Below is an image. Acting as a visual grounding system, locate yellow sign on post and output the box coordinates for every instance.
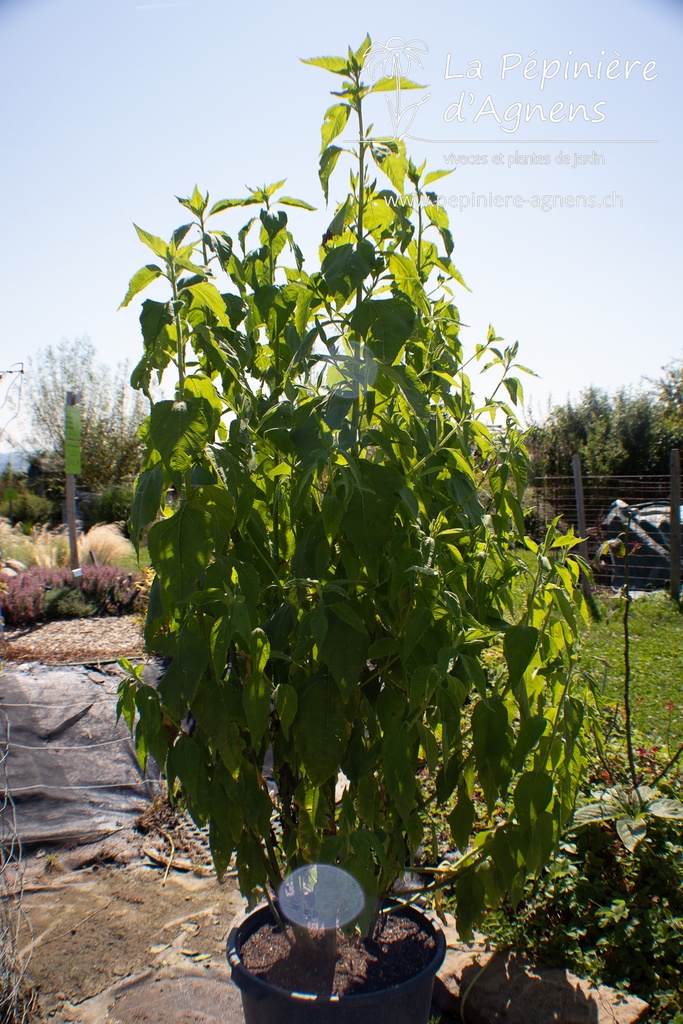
[64,404,82,475]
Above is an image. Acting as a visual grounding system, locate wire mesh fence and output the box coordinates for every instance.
[527,474,673,554]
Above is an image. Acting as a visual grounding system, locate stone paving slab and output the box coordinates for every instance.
[49,966,245,1024]
[432,925,649,1024]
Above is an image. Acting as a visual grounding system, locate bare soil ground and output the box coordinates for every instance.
[2,619,246,1023]
[17,816,245,1023]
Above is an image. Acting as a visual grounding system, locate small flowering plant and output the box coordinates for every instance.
[573,784,683,852]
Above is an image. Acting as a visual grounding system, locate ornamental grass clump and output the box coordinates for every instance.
[118,37,591,939]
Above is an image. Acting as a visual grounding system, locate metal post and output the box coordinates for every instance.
[671,449,681,602]
[571,453,591,596]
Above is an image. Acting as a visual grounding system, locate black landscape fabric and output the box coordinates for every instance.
[0,662,160,845]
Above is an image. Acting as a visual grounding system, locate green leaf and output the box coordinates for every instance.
[352,35,372,63]
[573,799,620,825]
[278,196,316,211]
[321,491,343,544]
[144,575,165,650]
[350,297,415,363]
[275,683,298,739]
[177,184,207,216]
[169,733,209,820]
[425,204,454,255]
[514,772,554,824]
[295,674,348,785]
[325,198,351,240]
[159,626,209,715]
[207,230,233,269]
[373,148,408,193]
[367,637,399,659]
[209,196,261,214]
[147,504,213,609]
[183,375,223,433]
[471,698,509,809]
[319,145,343,202]
[403,601,432,661]
[380,364,429,416]
[310,601,328,649]
[242,663,270,747]
[140,298,173,350]
[187,281,230,326]
[192,485,235,554]
[383,723,415,822]
[129,462,164,551]
[423,169,454,186]
[320,103,351,151]
[327,600,367,634]
[208,816,234,881]
[230,599,253,649]
[648,796,683,820]
[342,480,397,579]
[236,830,269,900]
[172,223,193,246]
[119,264,163,308]
[301,55,349,76]
[117,681,136,733]
[322,241,376,292]
[149,399,212,480]
[259,209,287,242]
[388,253,427,311]
[616,815,647,852]
[519,810,555,873]
[503,377,522,406]
[321,611,370,698]
[504,624,539,686]
[288,503,323,571]
[503,488,526,537]
[369,77,426,93]
[513,715,548,771]
[134,224,169,260]
[455,869,486,941]
[210,614,232,681]
[449,787,475,851]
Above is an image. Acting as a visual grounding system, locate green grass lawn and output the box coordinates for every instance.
[578,590,683,751]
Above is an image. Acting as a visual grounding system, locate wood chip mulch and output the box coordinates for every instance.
[1,616,146,665]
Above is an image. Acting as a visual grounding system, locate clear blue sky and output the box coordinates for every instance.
[0,0,681,445]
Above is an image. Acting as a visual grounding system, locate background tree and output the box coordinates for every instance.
[23,338,148,495]
[527,367,683,479]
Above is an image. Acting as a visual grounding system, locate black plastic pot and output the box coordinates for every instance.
[227,901,446,1024]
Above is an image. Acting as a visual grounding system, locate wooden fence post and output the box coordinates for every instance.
[65,391,82,585]
[671,448,681,602]
[571,454,592,596]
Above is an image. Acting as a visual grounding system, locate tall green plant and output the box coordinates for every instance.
[118,37,590,938]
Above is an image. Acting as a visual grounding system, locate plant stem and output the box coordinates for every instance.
[351,76,366,448]
[170,266,186,397]
[200,213,208,267]
[652,739,683,785]
[263,882,294,946]
[622,516,639,789]
[416,189,424,279]
[268,232,280,562]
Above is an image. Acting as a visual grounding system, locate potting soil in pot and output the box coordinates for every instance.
[239,911,437,997]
